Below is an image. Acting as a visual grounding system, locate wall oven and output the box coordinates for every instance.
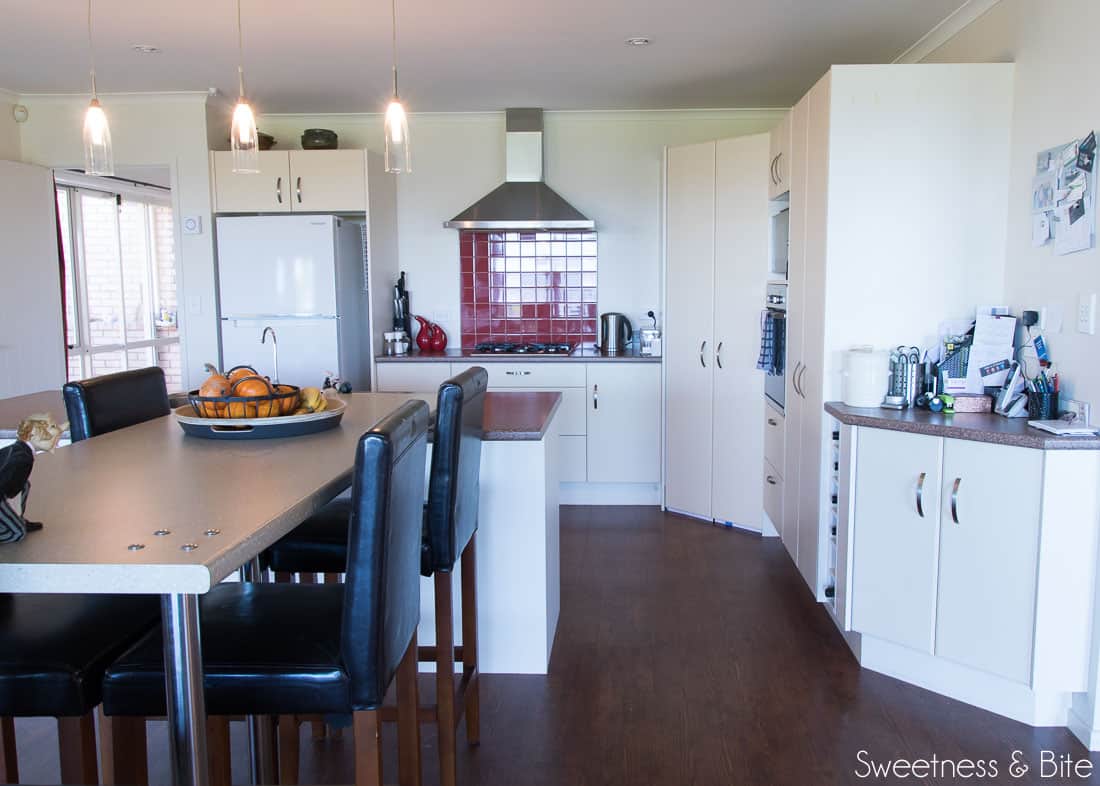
[760,282,787,411]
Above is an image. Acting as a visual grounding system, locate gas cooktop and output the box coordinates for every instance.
[471,342,575,356]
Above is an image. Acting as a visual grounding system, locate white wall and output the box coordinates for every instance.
[925,0,1100,415]
[259,109,785,341]
[0,91,21,161]
[16,93,219,391]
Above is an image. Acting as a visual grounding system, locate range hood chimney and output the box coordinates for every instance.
[444,108,594,230]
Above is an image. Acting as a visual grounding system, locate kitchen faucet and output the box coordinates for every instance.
[261,326,279,383]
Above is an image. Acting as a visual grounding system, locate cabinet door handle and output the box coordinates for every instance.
[792,361,802,397]
[505,370,532,376]
[797,364,808,399]
[775,152,783,183]
[593,384,599,410]
[915,472,926,518]
[768,418,778,426]
[716,341,723,369]
[770,155,778,185]
[700,340,707,368]
[276,176,283,204]
[951,477,961,524]
[766,475,778,486]
[296,176,302,203]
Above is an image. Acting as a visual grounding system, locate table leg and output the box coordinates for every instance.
[162,593,210,786]
[240,557,279,785]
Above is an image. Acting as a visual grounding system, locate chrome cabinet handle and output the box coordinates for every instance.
[276,176,283,204]
[915,472,926,518]
[951,477,961,524]
[700,340,707,368]
[775,152,783,183]
[505,370,532,376]
[593,384,598,410]
[770,155,778,185]
[296,176,302,203]
[797,364,808,399]
[792,361,802,397]
[716,341,724,369]
[766,475,778,486]
[768,418,778,426]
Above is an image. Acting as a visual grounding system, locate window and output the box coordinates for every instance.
[55,178,182,391]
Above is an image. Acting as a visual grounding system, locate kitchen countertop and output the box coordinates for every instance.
[376,347,661,363]
[825,402,1100,451]
[480,391,562,441]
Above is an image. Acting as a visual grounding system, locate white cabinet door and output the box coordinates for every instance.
[850,428,942,653]
[768,111,792,199]
[794,74,831,596]
[289,150,368,212]
[664,142,717,518]
[587,364,661,484]
[212,151,292,213]
[780,95,809,559]
[712,135,769,529]
[375,362,452,392]
[936,440,1042,683]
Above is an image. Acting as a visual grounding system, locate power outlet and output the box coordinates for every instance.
[1077,293,1097,335]
[1063,398,1091,426]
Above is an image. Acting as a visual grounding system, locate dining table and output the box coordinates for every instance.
[0,392,427,786]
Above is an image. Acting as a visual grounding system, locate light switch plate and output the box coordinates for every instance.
[1040,305,1064,333]
[181,215,202,235]
[1078,293,1097,335]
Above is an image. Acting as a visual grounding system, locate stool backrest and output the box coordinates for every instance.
[341,398,430,710]
[63,367,171,442]
[424,367,488,573]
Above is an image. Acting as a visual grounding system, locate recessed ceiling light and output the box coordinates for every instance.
[625,37,652,47]
[131,44,162,54]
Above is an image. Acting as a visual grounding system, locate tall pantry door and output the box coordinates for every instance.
[781,96,810,559]
[664,142,717,518]
[711,135,769,529]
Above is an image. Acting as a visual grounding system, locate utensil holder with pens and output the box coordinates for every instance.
[1027,391,1059,420]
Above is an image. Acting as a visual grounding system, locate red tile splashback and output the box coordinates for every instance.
[459,230,597,348]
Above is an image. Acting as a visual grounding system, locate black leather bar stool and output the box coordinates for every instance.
[102,399,432,786]
[0,368,171,784]
[266,368,488,786]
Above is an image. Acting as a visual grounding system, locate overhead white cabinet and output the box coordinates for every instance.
[850,428,942,653]
[935,440,1042,683]
[665,135,769,529]
[587,364,660,484]
[768,110,791,199]
[212,150,367,213]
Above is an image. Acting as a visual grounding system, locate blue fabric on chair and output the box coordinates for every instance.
[63,367,171,442]
[102,399,431,716]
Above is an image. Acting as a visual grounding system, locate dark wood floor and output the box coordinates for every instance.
[13,505,1100,784]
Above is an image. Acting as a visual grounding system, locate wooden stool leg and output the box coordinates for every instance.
[0,717,18,784]
[206,717,231,786]
[352,710,382,786]
[396,633,422,786]
[98,709,149,786]
[278,715,300,786]
[57,712,97,785]
[461,535,481,746]
[435,571,458,786]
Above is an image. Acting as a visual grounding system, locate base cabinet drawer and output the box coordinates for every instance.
[376,363,452,392]
[764,406,784,476]
[450,362,586,390]
[764,460,783,524]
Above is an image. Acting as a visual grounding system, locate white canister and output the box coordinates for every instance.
[843,346,890,408]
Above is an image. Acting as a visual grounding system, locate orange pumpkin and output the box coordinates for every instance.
[230,375,274,419]
[227,366,259,385]
[275,384,300,416]
[197,372,231,418]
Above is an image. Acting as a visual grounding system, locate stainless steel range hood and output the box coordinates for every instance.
[444,108,594,230]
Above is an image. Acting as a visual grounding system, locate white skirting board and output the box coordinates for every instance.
[560,481,660,506]
[859,635,1073,728]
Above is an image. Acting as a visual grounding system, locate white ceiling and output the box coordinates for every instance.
[0,0,965,113]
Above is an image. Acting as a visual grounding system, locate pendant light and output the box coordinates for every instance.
[230,0,259,174]
[383,0,411,174]
[82,0,114,176]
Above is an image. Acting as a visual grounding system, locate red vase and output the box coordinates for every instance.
[414,315,433,352]
[430,324,448,352]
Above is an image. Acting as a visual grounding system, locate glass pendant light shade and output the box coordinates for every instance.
[82,97,114,176]
[384,98,410,174]
[230,98,260,174]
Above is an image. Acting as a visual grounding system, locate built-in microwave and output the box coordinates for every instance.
[770,205,790,279]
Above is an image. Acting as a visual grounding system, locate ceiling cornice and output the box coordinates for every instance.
[893,0,1004,63]
[0,88,18,101]
[14,90,210,105]
[260,107,790,120]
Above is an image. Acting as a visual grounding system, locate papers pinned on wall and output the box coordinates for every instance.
[1032,131,1097,256]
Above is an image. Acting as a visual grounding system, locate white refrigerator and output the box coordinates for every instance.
[216,215,370,390]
